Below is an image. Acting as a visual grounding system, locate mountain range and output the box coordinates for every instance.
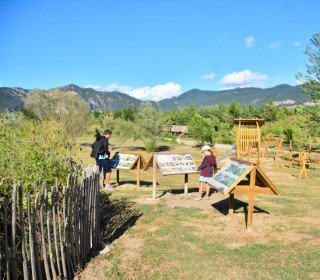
[0,83,310,112]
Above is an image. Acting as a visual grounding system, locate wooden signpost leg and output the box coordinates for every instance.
[116,169,120,185]
[152,155,157,199]
[247,167,256,230]
[229,194,234,217]
[184,174,188,195]
[136,158,141,187]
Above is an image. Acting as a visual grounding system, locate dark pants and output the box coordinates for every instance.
[96,159,112,186]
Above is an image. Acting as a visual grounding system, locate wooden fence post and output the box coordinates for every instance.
[11,184,17,280]
[33,194,43,280]
[27,192,37,280]
[40,186,51,280]
[57,188,67,279]
[52,186,62,278]
[18,184,29,280]
[3,197,10,280]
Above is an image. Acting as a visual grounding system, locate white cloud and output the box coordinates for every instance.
[86,82,182,101]
[130,82,181,101]
[219,69,268,89]
[244,35,255,48]
[86,83,132,93]
[293,41,301,46]
[270,41,281,49]
[202,72,216,80]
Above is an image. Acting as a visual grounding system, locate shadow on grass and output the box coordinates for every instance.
[156,145,171,152]
[211,198,269,219]
[116,180,153,187]
[158,187,219,198]
[115,146,146,152]
[99,192,142,244]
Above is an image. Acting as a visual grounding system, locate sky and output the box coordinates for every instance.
[0,0,319,101]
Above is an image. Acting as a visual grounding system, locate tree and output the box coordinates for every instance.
[114,108,137,121]
[25,89,90,140]
[136,103,168,152]
[297,32,320,103]
[188,114,215,144]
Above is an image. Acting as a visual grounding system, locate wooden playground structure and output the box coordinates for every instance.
[287,141,320,179]
[234,118,265,165]
[234,118,319,178]
[262,133,284,160]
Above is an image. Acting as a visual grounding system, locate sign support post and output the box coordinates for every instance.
[184,174,189,195]
[229,194,234,216]
[152,154,157,199]
[136,157,141,187]
[247,167,256,230]
[116,169,120,185]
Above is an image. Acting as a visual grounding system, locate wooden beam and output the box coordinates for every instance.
[230,186,274,195]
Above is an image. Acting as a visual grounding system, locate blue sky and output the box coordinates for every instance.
[0,0,319,101]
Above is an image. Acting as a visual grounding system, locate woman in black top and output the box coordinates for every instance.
[95,129,113,190]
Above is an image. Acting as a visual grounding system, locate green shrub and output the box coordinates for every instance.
[0,113,79,196]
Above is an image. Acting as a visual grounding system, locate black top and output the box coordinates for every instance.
[95,135,110,159]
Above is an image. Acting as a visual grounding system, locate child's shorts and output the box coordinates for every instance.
[198,176,211,183]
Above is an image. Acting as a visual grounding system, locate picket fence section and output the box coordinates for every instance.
[0,172,101,279]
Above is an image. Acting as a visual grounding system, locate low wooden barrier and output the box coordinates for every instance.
[0,173,101,279]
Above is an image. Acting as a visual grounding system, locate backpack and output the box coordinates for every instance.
[90,140,100,159]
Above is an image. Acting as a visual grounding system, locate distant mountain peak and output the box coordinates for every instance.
[0,83,310,111]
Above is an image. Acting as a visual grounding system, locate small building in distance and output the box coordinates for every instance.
[169,125,188,137]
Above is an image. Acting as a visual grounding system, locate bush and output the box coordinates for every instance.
[0,113,78,196]
[145,138,157,153]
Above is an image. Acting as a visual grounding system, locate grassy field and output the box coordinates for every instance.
[75,136,320,280]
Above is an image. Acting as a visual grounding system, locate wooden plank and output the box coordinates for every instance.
[144,155,154,171]
[255,166,279,195]
[230,186,275,195]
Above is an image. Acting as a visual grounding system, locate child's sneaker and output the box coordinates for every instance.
[204,195,210,200]
[194,196,202,201]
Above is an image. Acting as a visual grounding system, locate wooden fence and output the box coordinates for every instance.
[0,172,101,279]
